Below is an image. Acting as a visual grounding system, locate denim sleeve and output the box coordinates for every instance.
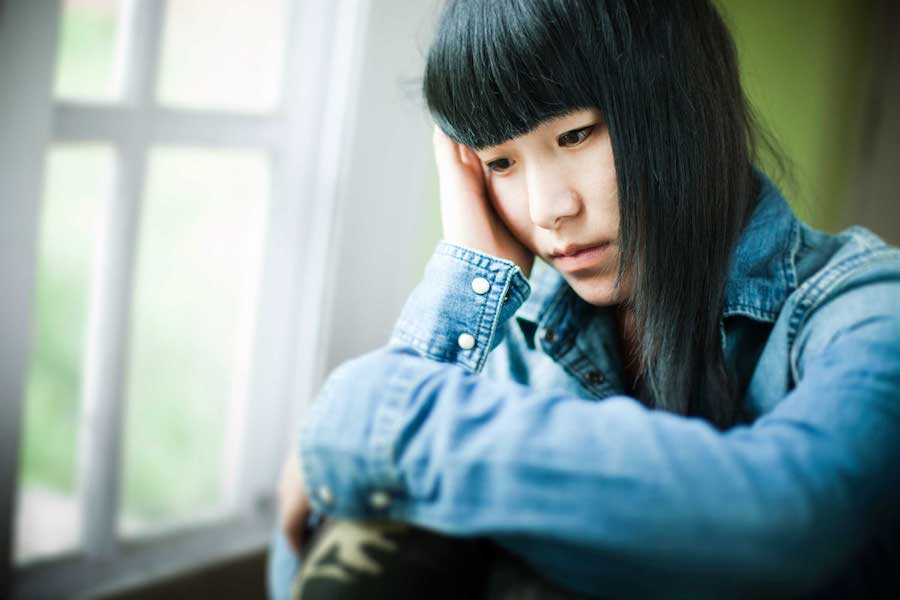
[388,240,531,373]
[298,274,900,598]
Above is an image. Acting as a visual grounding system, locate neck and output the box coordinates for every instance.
[614,304,642,388]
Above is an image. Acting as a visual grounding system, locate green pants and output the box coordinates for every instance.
[291,519,588,600]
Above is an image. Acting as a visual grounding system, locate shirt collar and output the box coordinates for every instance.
[515,171,801,344]
[721,171,800,321]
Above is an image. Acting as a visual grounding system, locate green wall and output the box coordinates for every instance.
[719,0,875,231]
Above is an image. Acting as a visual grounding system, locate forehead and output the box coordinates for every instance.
[475,107,602,153]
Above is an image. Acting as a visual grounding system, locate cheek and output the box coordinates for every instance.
[487,181,531,230]
[583,169,619,229]
[586,132,619,211]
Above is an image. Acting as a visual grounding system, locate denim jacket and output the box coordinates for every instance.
[294,174,900,598]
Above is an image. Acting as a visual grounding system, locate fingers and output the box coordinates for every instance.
[432,125,458,166]
[285,524,303,555]
[433,125,478,166]
[280,498,307,555]
[277,450,313,556]
[300,514,327,559]
[434,126,486,184]
[286,511,324,559]
[282,497,315,555]
[458,142,478,167]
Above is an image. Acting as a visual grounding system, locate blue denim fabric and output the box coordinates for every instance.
[268,527,300,600]
[270,173,900,599]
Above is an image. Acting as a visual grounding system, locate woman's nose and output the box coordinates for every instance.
[527,170,581,230]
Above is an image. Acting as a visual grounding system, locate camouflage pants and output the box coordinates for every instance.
[291,519,589,600]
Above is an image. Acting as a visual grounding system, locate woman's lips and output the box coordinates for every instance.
[551,242,611,271]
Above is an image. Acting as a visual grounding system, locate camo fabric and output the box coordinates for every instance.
[291,519,588,600]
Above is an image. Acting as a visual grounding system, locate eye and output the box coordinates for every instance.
[558,126,595,147]
[486,157,514,174]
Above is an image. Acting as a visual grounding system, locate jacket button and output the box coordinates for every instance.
[458,333,476,350]
[317,485,335,506]
[471,277,490,295]
[586,370,605,385]
[540,327,558,344]
[369,490,392,510]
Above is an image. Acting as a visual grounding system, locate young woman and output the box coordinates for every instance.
[269,1,900,598]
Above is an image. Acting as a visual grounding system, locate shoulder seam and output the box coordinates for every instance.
[786,246,900,383]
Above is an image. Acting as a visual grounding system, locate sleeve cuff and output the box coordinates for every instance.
[297,352,410,519]
[389,240,531,373]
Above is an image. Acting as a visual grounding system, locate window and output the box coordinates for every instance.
[4,0,371,596]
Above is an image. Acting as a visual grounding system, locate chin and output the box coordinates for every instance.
[569,276,624,307]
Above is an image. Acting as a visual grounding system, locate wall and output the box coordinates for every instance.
[847,0,900,245]
[0,1,60,591]
[322,0,442,368]
[719,0,876,232]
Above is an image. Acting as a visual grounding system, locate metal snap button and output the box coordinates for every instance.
[317,485,335,506]
[369,490,392,510]
[586,370,605,385]
[471,277,490,295]
[458,333,476,350]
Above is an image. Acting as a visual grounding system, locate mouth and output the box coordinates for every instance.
[550,242,612,271]
[550,241,611,258]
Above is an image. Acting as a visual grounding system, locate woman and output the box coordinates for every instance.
[270,0,900,598]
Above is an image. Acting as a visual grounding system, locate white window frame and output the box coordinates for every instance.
[1,0,372,597]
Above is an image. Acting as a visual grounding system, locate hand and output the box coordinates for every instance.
[277,449,314,556]
[433,126,535,279]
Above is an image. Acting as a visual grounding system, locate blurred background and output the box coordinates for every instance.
[1,0,897,598]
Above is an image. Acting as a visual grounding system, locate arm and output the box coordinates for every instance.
[390,240,531,372]
[299,281,900,598]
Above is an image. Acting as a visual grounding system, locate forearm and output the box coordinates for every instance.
[299,335,899,597]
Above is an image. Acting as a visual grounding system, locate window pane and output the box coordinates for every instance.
[119,147,269,536]
[54,0,125,101]
[156,0,288,113]
[15,145,113,564]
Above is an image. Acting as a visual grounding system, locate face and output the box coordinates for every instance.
[473,108,631,307]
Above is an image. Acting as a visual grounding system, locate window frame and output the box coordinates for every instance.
[1,0,373,597]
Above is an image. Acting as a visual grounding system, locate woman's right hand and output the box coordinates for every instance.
[278,449,314,556]
[433,126,535,279]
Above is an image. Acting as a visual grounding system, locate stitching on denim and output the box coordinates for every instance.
[392,326,459,363]
[435,241,518,271]
[414,248,532,371]
[724,218,800,320]
[369,362,414,489]
[477,275,511,373]
[784,218,800,290]
[786,248,900,383]
[477,269,531,372]
[722,304,778,322]
[299,374,345,510]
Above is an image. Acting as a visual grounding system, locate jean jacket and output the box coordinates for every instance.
[293,174,900,598]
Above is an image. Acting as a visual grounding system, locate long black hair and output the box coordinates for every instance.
[423,0,779,429]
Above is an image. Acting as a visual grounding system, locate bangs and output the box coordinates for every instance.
[423,0,602,150]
